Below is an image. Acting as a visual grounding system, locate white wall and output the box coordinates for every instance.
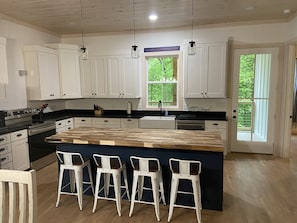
[0,18,60,110]
[61,21,292,111]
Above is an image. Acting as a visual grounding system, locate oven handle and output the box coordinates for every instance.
[28,125,56,136]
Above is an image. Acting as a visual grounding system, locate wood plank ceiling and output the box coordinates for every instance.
[0,0,296,35]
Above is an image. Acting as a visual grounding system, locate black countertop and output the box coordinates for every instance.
[0,109,227,135]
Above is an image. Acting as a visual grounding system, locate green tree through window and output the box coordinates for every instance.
[147,56,178,107]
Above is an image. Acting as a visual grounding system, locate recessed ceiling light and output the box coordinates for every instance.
[283,9,291,14]
[149,14,158,21]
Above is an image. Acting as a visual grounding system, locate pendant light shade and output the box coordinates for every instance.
[188,40,196,55]
[131,45,139,58]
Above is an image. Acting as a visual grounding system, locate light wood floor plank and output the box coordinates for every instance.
[36,136,297,222]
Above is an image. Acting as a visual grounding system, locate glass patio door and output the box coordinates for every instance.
[231,48,278,154]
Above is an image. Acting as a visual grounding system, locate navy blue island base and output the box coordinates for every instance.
[56,143,223,211]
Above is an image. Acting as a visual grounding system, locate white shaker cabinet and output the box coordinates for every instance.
[56,118,74,133]
[10,129,30,170]
[80,55,140,98]
[108,56,140,98]
[184,42,227,98]
[0,133,12,169]
[205,120,227,155]
[81,56,108,97]
[0,37,8,84]
[24,45,60,100]
[46,44,82,99]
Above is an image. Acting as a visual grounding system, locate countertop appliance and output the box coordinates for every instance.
[4,108,56,170]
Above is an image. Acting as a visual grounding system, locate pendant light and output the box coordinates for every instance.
[80,0,88,60]
[188,0,196,55]
[131,0,139,58]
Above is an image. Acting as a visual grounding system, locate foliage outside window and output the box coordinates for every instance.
[144,52,181,109]
[238,54,255,130]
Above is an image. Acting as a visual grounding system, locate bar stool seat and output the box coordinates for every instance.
[56,151,94,210]
[92,154,130,216]
[129,156,166,222]
[168,158,202,223]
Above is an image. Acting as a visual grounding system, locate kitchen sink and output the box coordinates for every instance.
[139,116,176,129]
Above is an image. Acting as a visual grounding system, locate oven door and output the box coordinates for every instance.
[28,128,56,169]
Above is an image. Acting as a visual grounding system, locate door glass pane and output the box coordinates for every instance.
[237,54,271,142]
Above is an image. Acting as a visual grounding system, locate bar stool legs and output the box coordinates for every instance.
[168,158,202,223]
[56,151,94,211]
[92,154,130,216]
[129,156,166,222]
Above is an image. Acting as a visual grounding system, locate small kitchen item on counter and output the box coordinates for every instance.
[127,101,132,115]
[94,104,104,116]
[0,111,6,128]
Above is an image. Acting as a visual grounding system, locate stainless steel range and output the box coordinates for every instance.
[5,108,56,170]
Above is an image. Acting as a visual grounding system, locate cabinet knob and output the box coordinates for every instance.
[0,148,5,152]
[17,133,22,137]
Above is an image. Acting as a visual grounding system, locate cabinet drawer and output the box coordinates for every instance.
[10,129,28,142]
[0,161,13,170]
[0,143,11,155]
[65,118,73,125]
[0,133,10,145]
[0,152,12,165]
[92,118,121,128]
[120,119,139,128]
[205,121,226,129]
[56,120,66,128]
[74,117,92,127]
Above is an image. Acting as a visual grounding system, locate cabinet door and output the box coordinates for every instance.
[108,57,122,97]
[205,43,226,98]
[0,39,8,84]
[11,139,30,170]
[184,42,227,98]
[184,45,204,98]
[121,57,139,98]
[59,49,81,98]
[39,51,60,100]
[81,57,108,98]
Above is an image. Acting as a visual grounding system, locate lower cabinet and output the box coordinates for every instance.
[73,117,92,127]
[0,129,30,170]
[74,117,139,129]
[56,118,74,133]
[205,120,227,155]
[0,133,12,169]
[120,118,139,128]
[92,118,121,128]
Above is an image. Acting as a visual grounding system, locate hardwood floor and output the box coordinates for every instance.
[36,137,297,223]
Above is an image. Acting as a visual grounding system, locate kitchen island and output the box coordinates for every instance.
[46,127,224,211]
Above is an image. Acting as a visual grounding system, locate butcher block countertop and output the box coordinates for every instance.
[45,127,224,152]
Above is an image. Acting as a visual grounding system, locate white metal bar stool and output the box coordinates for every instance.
[129,156,166,222]
[56,151,94,210]
[168,158,202,223]
[92,154,130,216]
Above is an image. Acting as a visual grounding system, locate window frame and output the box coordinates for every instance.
[141,50,183,110]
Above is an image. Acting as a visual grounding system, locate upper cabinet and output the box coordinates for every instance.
[184,42,227,98]
[108,56,140,98]
[24,45,60,100]
[81,55,140,98]
[0,37,8,84]
[46,44,82,99]
[81,56,108,97]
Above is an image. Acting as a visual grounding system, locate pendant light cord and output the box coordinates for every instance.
[191,0,194,41]
[133,0,136,46]
[80,0,85,48]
